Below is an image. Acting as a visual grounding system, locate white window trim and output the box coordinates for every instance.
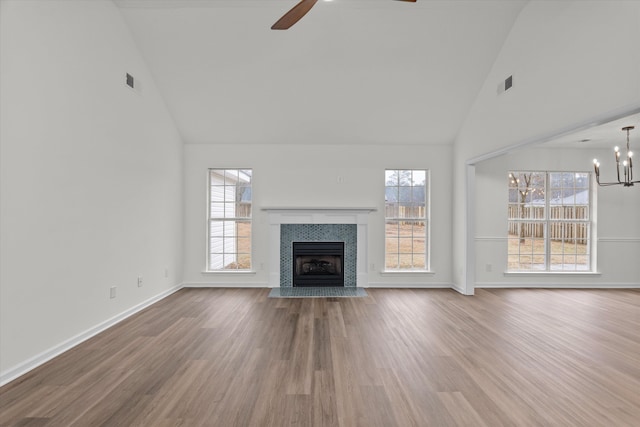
[380,270,436,275]
[206,169,253,272]
[384,169,431,272]
[507,170,595,273]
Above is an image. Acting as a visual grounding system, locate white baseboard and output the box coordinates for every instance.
[0,284,184,387]
[475,283,640,289]
[367,282,452,289]
[183,282,269,288]
[450,282,474,295]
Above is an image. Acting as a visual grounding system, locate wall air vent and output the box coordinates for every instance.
[505,75,513,91]
[497,74,513,95]
[126,73,134,89]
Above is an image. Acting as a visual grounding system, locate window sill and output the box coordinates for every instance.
[504,271,601,277]
[380,270,435,276]
[201,270,257,275]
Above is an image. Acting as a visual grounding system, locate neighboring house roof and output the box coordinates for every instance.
[526,189,589,206]
[239,187,252,203]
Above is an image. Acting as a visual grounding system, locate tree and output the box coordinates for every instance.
[509,172,544,244]
[386,169,413,186]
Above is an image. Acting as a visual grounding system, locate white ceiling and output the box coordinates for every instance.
[542,112,640,150]
[115,0,528,145]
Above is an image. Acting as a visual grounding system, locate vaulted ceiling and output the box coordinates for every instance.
[115,0,528,145]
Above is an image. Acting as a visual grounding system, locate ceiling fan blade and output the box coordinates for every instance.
[271,0,319,30]
[395,0,417,2]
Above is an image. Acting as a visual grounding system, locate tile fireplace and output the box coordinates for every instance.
[282,224,355,287]
[262,207,376,288]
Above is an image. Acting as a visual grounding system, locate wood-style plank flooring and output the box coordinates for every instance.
[1,288,640,426]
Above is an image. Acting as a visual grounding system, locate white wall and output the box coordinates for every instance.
[183,144,453,288]
[475,147,640,287]
[453,0,640,292]
[0,0,184,380]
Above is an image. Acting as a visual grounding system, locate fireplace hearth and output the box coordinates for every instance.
[293,241,344,287]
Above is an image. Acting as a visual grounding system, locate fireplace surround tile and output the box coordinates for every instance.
[280,224,357,287]
[263,207,374,288]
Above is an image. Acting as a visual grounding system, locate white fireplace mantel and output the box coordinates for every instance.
[262,207,376,222]
[262,207,377,287]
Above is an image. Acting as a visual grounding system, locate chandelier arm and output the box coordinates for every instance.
[596,181,626,186]
[596,179,640,186]
[595,125,637,187]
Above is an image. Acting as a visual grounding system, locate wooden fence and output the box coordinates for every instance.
[508,206,589,244]
[236,203,252,218]
[385,205,426,221]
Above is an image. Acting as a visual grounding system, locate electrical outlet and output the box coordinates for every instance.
[137,276,143,287]
[485,264,493,272]
[110,286,117,299]
[164,268,169,278]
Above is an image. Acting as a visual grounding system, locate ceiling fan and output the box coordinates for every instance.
[271,0,417,30]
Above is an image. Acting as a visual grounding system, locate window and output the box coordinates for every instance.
[508,171,592,271]
[208,169,252,271]
[385,169,429,271]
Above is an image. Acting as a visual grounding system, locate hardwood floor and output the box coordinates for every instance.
[1,288,639,426]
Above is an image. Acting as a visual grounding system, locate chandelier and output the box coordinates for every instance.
[593,126,639,187]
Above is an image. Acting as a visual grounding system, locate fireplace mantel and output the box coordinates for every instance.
[263,207,376,287]
[262,207,376,219]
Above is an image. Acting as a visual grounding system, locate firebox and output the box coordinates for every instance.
[292,241,344,287]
